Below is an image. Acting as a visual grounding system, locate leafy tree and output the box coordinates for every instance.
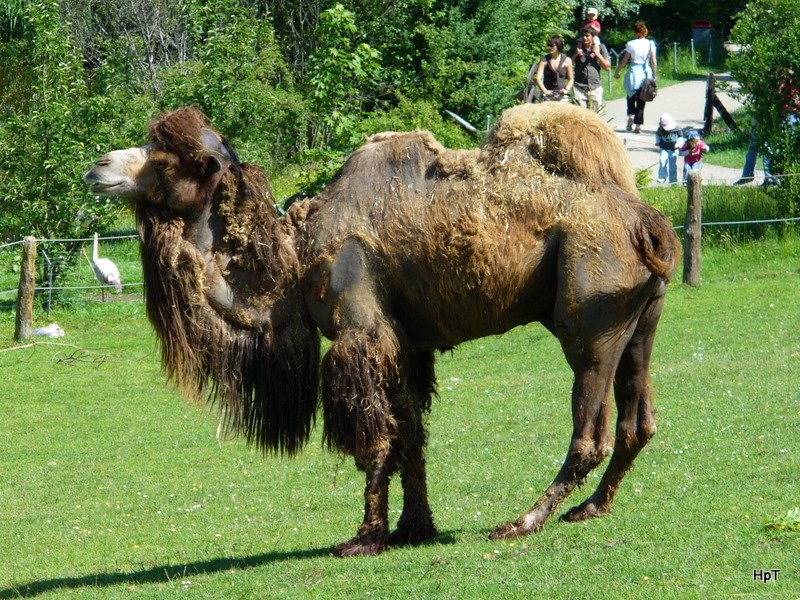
[728,0,800,212]
[352,95,475,148]
[158,0,308,169]
[67,0,188,102]
[412,0,569,126]
[306,3,383,147]
[0,0,141,299]
[0,0,123,244]
[0,0,25,41]
[635,0,748,42]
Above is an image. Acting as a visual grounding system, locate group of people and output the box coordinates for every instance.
[527,13,659,121]
[525,16,712,184]
[529,8,610,111]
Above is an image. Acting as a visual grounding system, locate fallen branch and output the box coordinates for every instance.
[0,341,88,353]
[57,348,108,367]
[0,342,109,366]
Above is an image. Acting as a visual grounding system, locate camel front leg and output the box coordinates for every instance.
[322,328,402,557]
[390,443,437,545]
[334,446,396,557]
[390,350,437,546]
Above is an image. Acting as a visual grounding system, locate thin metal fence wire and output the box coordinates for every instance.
[0,239,25,250]
[35,234,139,244]
[635,170,800,189]
[0,233,143,299]
[1,202,798,297]
[1,233,138,250]
[672,216,800,231]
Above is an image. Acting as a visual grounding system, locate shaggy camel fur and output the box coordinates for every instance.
[84,102,679,557]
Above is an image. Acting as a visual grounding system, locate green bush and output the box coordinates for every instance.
[0,0,126,246]
[728,0,800,214]
[350,96,476,148]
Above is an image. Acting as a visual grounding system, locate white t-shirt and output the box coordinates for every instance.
[625,37,655,65]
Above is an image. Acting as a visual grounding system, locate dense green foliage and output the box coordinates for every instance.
[728,0,800,213]
[0,0,791,266]
[0,1,120,241]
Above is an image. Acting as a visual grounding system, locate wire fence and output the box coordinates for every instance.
[672,215,800,231]
[2,197,798,303]
[633,170,800,189]
[0,234,143,304]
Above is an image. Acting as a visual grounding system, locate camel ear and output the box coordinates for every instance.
[200,128,234,174]
[204,155,222,174]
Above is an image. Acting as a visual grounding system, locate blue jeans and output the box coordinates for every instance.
[741,127,760,179]
[683,160,702,183]
[658,148,679,183]
[742,119,773,181]
[762,113,798,185]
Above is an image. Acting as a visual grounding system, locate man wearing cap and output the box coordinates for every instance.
[571,25,611,112]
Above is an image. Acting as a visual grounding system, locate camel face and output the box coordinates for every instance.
[84,147,152,198]
[84,127,232,216]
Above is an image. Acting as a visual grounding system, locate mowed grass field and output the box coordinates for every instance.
[0,234,798,598]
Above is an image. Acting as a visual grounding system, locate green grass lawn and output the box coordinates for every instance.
[1,233,798,598]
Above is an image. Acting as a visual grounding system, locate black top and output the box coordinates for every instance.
[541,54,567,91]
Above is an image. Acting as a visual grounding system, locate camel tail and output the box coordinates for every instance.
[632,204,681,281]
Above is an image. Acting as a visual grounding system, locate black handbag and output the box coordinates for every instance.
[639,78,657,102]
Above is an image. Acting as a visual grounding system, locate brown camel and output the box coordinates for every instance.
[83,102,679,557]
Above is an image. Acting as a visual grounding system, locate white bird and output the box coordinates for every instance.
[82,233,122,300]
[32,323,65,337]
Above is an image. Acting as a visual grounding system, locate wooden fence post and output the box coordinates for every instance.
[683,172,702,285]
[703,73,715,136]
[702,71,738,134]
[14,236,37,341]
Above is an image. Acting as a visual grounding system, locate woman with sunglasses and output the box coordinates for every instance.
[535,35,574,101]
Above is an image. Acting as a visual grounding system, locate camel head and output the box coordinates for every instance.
[83,107,320,457]
[83,107,240,215]
[83,106,293,328]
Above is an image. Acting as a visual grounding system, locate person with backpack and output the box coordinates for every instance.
[613,21,657,133]
[571,25,611,112]
[535,35,574,101]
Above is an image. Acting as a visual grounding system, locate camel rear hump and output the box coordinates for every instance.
[488,103,638,194]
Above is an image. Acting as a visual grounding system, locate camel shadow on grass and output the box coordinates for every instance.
[0,533,459,598]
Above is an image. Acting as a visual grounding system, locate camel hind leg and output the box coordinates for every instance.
[561,284,666,522]
[490,317,629,539]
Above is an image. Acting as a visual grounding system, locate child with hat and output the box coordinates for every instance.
[582,8,602,46]
[679,130,711,183]
[655,113,682,184]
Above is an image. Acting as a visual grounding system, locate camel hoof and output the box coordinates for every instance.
[560,502,610,523]
[489,522,526,540]
[388,523,437,546]
[333,536,388,557]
